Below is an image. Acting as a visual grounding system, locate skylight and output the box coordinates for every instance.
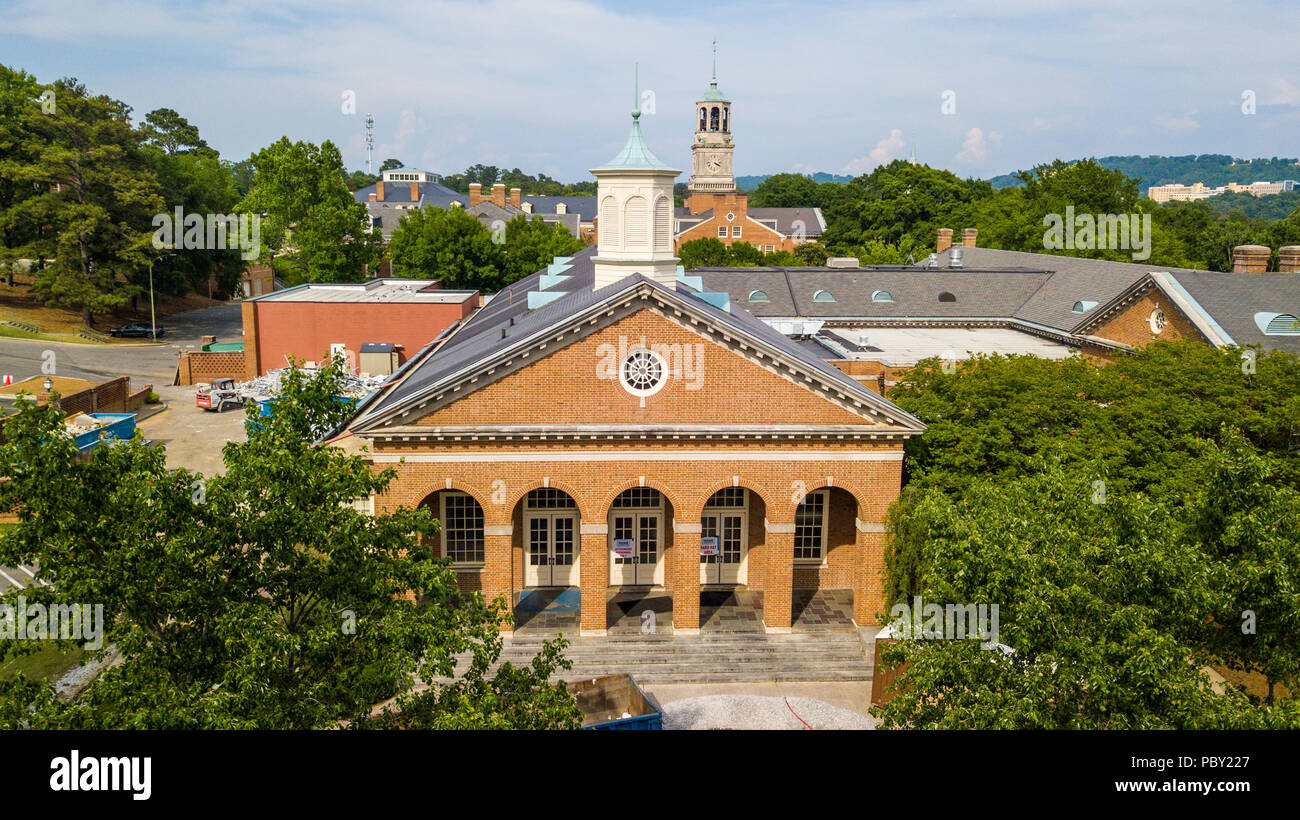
[813,290,836,302]
[748,289,770,303]
[872,290,893,303]
[1072,300,1098,314]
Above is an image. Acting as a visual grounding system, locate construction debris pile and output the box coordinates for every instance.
[235,368,389,402]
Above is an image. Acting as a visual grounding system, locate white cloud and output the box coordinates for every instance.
[1153,113,1200,133]
[955,127,1001,163]
[1264,78,1300,106]
[841,129,905,175]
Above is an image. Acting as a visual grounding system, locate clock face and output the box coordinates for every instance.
[706,159,721,172]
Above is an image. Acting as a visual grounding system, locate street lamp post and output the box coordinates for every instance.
[149,252,175,342]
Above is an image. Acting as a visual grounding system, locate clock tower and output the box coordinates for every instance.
[687,42,735,197]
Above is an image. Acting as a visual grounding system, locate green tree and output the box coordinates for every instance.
[387,205,503,290]
[678,236,728,268]
[748,172,821,207]
[874,464,1296,729]
[238,138,382,283]
[0,360,580,729]
[379,158,403,172]
[139,109,243,298]
[725,240,763,266]
[1191,429,1300,704]
[500,214,585,285]
[0,77,164,323]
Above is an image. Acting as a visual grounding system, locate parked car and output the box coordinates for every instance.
[109,322,165,338]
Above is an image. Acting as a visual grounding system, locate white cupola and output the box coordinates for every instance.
[590,67,681,291]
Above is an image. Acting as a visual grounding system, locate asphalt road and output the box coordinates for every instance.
[0,304,242,386]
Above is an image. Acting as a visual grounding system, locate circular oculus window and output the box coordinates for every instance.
[620,348,667,397]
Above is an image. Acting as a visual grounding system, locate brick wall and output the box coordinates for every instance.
[176,350,247,386]
[244,297,477,378]
[412,310,873,427]
[676,191,792,252]
[1088,288,1204,349]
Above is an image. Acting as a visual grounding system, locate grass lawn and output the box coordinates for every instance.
[0,643,87,683]
[0,325,96,344]
[0,270,224,340]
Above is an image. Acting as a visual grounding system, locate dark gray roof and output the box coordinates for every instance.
[522,195,597,222]
[353,180,464,206]
[693,267,1051,323]
[1164,271,1300,352]
[360,245,921,428]
[928,246,1212,331]
[747,207,825,236]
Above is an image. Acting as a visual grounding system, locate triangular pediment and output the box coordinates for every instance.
[351,279,924,436]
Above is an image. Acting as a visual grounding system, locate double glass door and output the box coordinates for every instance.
[525,512,578,587]
[700,512,745,584]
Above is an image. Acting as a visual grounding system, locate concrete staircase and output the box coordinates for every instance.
[498,630,875,684]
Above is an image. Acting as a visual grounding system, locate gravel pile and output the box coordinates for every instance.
[660,695,875,730]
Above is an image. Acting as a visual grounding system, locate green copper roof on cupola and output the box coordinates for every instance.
[595,63,674,171]
[700,40,729,102]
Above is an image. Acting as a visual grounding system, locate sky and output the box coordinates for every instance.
[2,0,1299,183]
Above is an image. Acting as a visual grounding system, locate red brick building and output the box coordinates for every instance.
[241,280,479,380]
[341,103,924,635]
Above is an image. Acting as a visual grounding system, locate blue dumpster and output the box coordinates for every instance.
[572,674,662,730]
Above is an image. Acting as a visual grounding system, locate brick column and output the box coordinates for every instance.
[579,522,608,635]
[482,524,514,633]
[763,519,795,632]
[854,519,886,626]
[672,521,701,634]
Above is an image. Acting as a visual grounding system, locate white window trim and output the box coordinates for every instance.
[718,226,728,238]
[733,226,742,239]
[440,491,485,568]
[794,489,829,566]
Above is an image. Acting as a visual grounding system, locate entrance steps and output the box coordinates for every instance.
[496,630,875,684]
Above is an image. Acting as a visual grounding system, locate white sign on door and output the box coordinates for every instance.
[613,538,635,558]
[700,536,720,556]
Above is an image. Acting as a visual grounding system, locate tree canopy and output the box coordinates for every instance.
[0,359,580,729]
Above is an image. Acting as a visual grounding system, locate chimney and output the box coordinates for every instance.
[556,202,567,215]
[962,227,978,247]
[367,193,376,202]
[376,180,385,202]
[522,201,533,214]
[950,247,964,268]
[491,183,506,207]
[1278,246,1300,273]
[937,228,953,254]
[410,182,419,202]
[509,187,522,208]
[1232,244,1270,273]
[468,183,482,206]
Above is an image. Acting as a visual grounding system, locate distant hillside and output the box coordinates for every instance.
[736,171,854,190]
[988,155,1300,190]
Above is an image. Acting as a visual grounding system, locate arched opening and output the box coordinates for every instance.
[420,489,485,567]
[699,106,707,131]
[791,486,860,629]
[721,106,729,132]
[519,488,580,588]
[609,487,672,587]
[700,487,764,586]
[710,106,720,131]
[939,291,956,303]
